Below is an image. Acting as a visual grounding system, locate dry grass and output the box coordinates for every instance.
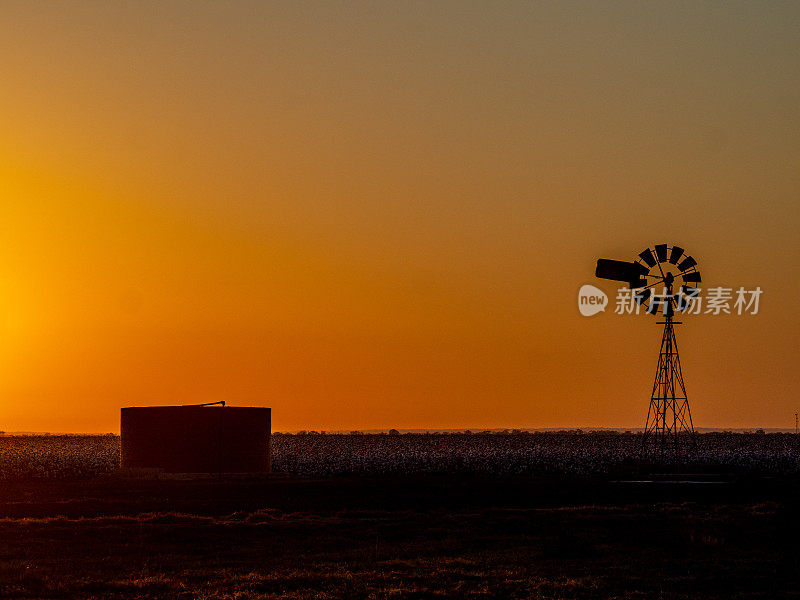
[0,498,792,599]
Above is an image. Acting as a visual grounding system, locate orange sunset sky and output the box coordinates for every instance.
[0,2,798,433]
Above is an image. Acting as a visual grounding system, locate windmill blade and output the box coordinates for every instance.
[629,277,648,289]
[655,244,668,263]
[676,285,700,312]
[634,262,650,277]
[682,271,702,283]
[668,246,684,264]
[646,300,661,314]
[677,256,697,271]
[634,289,652,305]
[595,259,640,283]
[680,285,700,297]
[638,248,657,267]
[646,292,673,315]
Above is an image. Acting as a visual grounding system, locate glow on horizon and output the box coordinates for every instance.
[0,2,798,433]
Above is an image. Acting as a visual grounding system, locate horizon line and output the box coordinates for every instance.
[2,426,796,436]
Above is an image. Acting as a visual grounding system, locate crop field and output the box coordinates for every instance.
[273,431,800,477]
[0,433,798,599]
[0,432,798,479]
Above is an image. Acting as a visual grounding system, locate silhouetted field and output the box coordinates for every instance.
[1,432,798,479]
[0,434,797,598]
[0,474,797,599]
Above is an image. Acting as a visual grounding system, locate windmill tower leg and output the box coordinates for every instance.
[642,313,695,460]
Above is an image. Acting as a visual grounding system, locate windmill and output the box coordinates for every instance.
[595,244,700,459]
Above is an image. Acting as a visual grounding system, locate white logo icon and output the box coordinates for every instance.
[578,284,608,316]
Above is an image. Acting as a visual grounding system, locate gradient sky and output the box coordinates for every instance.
[0,2,798,432]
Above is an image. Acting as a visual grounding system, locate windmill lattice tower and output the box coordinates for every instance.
[596,244,700,459]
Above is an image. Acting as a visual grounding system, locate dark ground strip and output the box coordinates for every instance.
[0,475,797,599]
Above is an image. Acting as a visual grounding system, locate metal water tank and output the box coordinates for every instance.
[120,404,271,473]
